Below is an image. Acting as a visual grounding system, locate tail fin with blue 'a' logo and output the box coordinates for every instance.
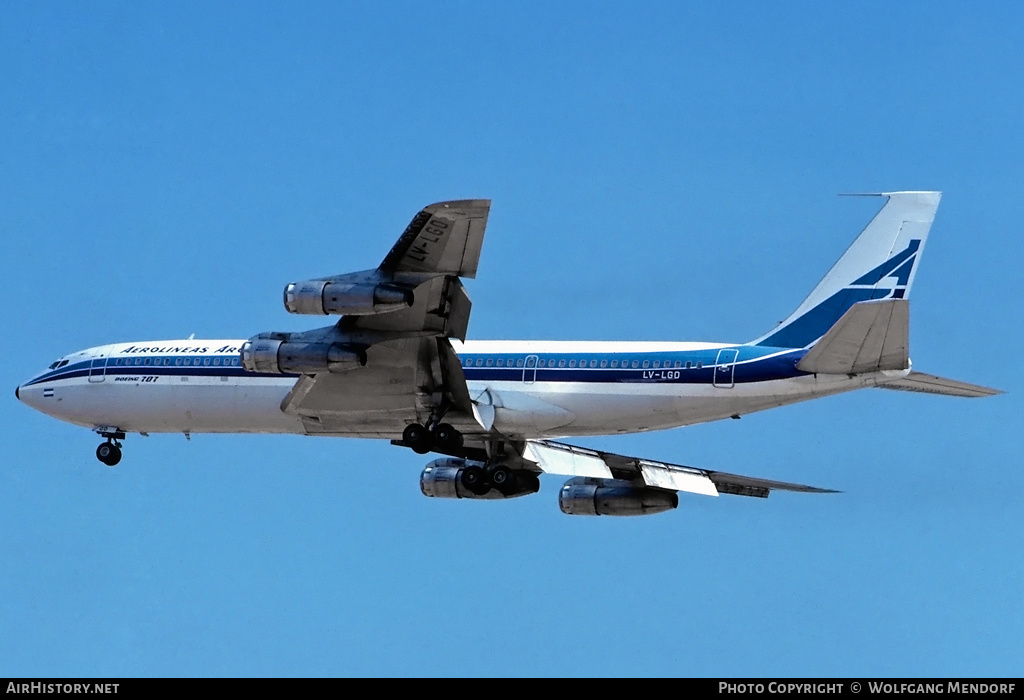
[751,191,940,349]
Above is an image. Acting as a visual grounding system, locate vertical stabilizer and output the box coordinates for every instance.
[753,192,940,349]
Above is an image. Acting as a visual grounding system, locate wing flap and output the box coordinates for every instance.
[523,441,614,479]
[877,371,1002,398]
[437,337,473,413]
[638,460,719,496]
[524,440,836,498]
[797,299,909,374]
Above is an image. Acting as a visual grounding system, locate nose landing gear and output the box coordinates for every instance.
[94,429,125,467]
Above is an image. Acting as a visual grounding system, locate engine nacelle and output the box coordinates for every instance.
[240,337,366,374]
[420,459,540,500]
[559,477,678,516]
[284,280,413,316]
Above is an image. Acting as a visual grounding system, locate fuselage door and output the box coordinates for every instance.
[713,349,738,388]
[88,356,107,383]
[523,355,538,384]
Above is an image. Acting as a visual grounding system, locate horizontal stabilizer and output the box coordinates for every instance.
[524,440,837,498]
[797,299,908,374]
[877,371,1002,398]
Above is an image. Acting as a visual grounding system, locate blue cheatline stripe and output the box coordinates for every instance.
[26,348,811,388]
[24,356,294,386]
[24,360,94,385]
[458,348,806,385]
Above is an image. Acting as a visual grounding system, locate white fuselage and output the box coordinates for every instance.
[17,338,909,441]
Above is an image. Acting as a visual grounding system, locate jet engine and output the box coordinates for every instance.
[284,280,413,316]
[420,459,540,500]
[558,477,678,516]
[240,337,366,374]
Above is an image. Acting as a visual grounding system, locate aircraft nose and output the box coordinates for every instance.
[15,385,20,401]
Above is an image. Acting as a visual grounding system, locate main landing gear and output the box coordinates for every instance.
[402,422,464,455]
[95,430,125,466]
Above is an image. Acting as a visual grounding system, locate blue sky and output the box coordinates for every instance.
[2,1,1021,677]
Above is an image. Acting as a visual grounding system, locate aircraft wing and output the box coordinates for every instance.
[280,335,479,435]
[341,199,490,339]
[523,439,837,498]
[379,199,490,279]
[279,200,490,433]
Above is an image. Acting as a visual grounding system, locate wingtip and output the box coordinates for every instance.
[837,191,942,202]
[424,199,491,212]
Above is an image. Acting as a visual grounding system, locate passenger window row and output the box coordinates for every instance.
[109,356,241,367]
[461,357,705,369]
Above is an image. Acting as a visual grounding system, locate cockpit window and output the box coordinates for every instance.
[48,361,60,370]
[58,360,68,368]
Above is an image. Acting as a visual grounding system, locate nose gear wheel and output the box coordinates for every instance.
[94,429,125,466]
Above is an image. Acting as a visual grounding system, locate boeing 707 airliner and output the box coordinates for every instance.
[16,192,1000,516]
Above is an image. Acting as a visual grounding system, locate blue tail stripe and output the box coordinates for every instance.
[852,239,920,285]
[886,257,916,287]
[755,288,890,349]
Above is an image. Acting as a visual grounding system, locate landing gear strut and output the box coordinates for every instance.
[402,397,465,455]
[95,430,125,466]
